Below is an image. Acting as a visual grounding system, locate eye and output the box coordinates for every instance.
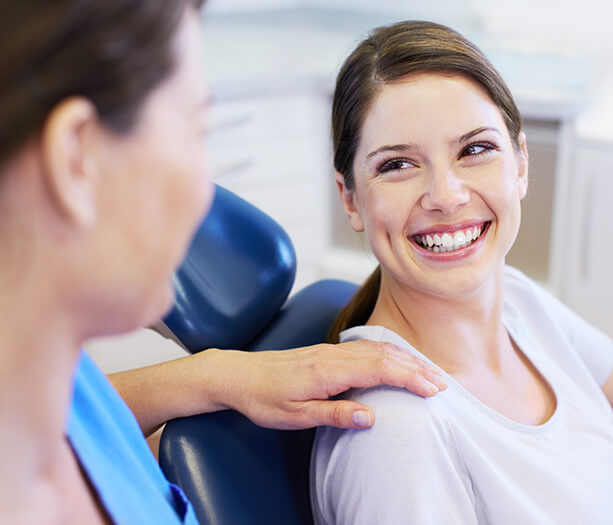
[460,142,497,158]
[377,158,416,174]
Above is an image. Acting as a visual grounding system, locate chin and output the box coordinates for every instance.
[148,279,176,323]
[431,264,502,299]
[88,279,176,339]
[127,279,176,332]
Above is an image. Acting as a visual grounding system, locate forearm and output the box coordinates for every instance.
[108,349,232,436]
[108,340,445,435]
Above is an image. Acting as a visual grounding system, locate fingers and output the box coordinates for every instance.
[318,340,447,398]
[336,339,443,379]
[381,349,448,396]
[296,400,375,429]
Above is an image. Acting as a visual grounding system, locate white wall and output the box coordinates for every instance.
[205,0,301,14]
[472,0,613,55]
[304,0,480,27]
[209,0,613,55]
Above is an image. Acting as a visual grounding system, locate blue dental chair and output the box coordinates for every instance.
[159,185,358,525]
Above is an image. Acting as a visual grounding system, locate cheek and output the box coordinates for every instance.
[487,172,523,240]
[162,143,210,223]
[360,192,409,255]
[184,151,212,228]
[362,184,415,232]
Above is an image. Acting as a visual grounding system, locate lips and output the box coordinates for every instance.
[412,221,490,253]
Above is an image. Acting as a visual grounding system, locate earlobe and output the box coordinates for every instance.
[335,172,364,233]
[40,97,99,229]
[516,131,529,200]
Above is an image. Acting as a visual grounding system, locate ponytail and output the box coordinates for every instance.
[328,266,381,343]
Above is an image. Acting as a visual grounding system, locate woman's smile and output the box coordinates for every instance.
[409,220,492,263]
[411,221,490,253]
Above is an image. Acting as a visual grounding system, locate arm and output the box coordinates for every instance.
[311,388,477,525]
[109,340,446,437]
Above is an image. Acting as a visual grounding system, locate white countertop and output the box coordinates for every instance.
[201,8,593,121]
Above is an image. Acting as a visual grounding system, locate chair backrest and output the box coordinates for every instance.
[163,184,297,352]
[160,185,357,525]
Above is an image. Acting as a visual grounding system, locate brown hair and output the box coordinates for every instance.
[328,20,522,343]
[0,0,204,166]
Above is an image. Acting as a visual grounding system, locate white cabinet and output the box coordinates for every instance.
[558,142,613,338]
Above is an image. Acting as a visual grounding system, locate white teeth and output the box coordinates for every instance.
[453,231,466,249]
[414,223,486,253]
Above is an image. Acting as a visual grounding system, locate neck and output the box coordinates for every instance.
[0,270,82,516]
[369,264,508,375]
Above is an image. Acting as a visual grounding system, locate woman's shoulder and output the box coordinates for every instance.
[311,385,470,525]
[320,378,457,459]
[338,324,455,438]
[502,264,569,314]
[346,384,452,441]
[502,264,608,341]
[502,265,568,325]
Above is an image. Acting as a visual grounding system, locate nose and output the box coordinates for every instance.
[420,166,470,213]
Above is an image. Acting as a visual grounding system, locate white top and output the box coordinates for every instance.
[311,266,613,525]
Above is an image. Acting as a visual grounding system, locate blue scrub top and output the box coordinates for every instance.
[67,351,199,524]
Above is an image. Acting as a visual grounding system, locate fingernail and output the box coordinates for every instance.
[353,410,372,427]
[434,376,447,390]
[427,381,440,394]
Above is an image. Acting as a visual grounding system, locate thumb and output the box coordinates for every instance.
[305,400,375,429]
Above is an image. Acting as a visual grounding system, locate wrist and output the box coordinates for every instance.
[187,348,246,416]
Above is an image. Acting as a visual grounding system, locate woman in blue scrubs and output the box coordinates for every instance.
[0,1,445,522]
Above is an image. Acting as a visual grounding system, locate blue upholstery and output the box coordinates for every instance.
[163,185,296,352]
[159,185,358,525]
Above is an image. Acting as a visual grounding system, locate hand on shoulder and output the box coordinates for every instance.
[206,340,446,430]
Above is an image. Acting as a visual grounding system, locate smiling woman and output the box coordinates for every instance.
[311,20,613,525]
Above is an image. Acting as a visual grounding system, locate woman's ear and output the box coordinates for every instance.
[40,97,99,229]
[516,131,529,200]
[335,171,364,232]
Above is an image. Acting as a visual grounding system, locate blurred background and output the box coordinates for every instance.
[87,0,613,371]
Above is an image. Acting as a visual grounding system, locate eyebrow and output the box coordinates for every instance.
[366,143,418,160]
[458,126,501,143]
[365,126,502,160]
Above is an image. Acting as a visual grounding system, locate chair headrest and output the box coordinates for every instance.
[163,185,296,352]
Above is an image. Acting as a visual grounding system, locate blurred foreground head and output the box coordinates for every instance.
[0,0,204,167]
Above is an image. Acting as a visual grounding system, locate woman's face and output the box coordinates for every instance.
[91,8,214,330]
[338,72,528,300]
